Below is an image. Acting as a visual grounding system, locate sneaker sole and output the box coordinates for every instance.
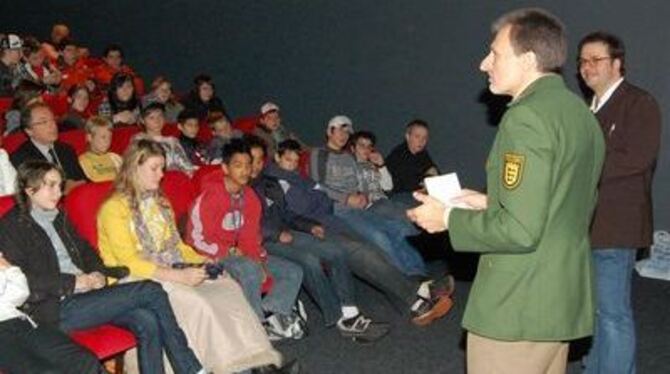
[411,296,454,326]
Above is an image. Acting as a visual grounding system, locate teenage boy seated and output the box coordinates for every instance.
[310,115,427,277]
[0,255,102,373]
[253,102,304,156]
[206,111,242,163]
[57,39,95,92]
[78,116,122,182]
[350,130,417,221]
[177,109,207,165]
[133,102,196,174]
[10,102,87,194]
[93,44,144,94]
[0,34,23,97]
[385,119,439,202]
[186,139,306,341]
[15,37,62,93]
[268,139,456,326]
[247,135,389,343]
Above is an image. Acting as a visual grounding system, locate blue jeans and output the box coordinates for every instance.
[584,248,636,374]
[266,231,356,326]
[59,280,202,374]
[221,255,303,319]
[335,205,427,276]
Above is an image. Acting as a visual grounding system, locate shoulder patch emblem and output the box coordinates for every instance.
[502,153,525,190]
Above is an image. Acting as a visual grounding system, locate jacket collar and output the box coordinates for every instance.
[509,74,565,107]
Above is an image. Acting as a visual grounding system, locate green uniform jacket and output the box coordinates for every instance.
[449,75,605,341]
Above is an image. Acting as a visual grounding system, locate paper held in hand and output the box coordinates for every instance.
[424,173,469,208]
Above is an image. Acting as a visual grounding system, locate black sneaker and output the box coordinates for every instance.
[265,313,307,341]
[337,314,390,343]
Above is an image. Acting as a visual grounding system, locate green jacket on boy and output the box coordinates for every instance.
[449,75,605,341]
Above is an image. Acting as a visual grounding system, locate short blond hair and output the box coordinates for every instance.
[84,115,113,135]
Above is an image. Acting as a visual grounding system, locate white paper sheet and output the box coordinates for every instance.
[424,173,469,208]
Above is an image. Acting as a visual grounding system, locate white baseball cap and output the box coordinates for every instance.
[327,115,354,133]
[0,34,23,50]
[260,102,279,115]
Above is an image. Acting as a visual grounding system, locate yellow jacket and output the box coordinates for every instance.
[97,193,203,279]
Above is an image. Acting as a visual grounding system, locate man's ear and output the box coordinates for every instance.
[274,153,281,163]
[221,163,229,175]
[522,50,539,72]
[612,58,623,76]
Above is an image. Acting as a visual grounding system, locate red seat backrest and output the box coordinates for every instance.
[42,93,70,118]
[191,165,221,193]
[0,97,12,114]
[59,129,87,155]
[0,195,15,217]
[161,170,196,222]
[232,115,259,134]
[63,182,114,249]
[110,126,141,155]
[162,123,180,138]
[3,132,27,154]
[298,149,311,178]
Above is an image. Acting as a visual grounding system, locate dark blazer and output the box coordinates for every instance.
[590,80,662,248]
[9,140,87,182]
[0,206,128,326]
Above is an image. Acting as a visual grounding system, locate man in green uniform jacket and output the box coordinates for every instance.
[409,8,605,374]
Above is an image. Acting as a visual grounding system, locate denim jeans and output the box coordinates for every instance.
[266,231,356,326]
[334,204,427,276]
[59,280,202,374]
[583,248,637,374]
[327,227,420,314]
[221,255,303,319]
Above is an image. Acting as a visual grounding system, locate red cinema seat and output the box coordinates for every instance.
[0,195,14,216]
[68,325,136,362]
[232,115,259,134]
[43,93,70,118]
[161,170,196,222]
[63,181,114,248]
[59,129,88,155]
[2,188,136,368]
[0,97,12,114]
[110,126,141,155]
[3,132,27,154]
[191,164,221,193]
[162,123,180,138]
[298,150,311,178]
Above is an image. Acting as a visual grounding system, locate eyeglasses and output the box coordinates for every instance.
[577,56,612,67]
[30,118,56,127]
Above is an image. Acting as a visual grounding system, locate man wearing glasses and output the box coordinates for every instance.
[579,32,662,374]
[10,102,87,194]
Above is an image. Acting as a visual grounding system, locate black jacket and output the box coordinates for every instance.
[0,206,127,326]
[9,140,87,182]
[252,169,320,242]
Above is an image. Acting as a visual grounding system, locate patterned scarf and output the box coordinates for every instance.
[130,192,184,266]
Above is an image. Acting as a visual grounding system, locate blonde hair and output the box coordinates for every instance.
[115,139,169,212]
[84,115,113,135]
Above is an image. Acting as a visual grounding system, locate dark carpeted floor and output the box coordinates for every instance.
[275,253,670,374]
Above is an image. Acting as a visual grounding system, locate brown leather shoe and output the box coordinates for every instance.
[411,295,454,326]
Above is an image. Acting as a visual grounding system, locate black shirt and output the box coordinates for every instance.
[385,142,437,194]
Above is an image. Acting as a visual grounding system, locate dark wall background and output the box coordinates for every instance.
[2,0,668,230]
